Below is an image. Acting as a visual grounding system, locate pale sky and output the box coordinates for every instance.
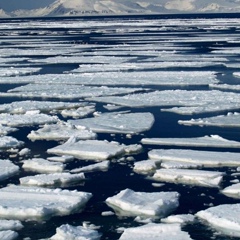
[0,0,54,11]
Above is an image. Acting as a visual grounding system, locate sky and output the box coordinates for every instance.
[0,0,54,11]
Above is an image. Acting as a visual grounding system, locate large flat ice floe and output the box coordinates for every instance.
[148,149,240,167]
[179,112,240,128]
[0,160,19,181]
[196,204,240,237]
[47,137,142,161]
[0,185,92,221]
[68,112,155,134]
[106,188,179,217]
[50,224,101,240]
[141,135,240,148]
[27,122,97,141]
[0,136,23,150]
[152,169,224,188]
[119,223,193,240]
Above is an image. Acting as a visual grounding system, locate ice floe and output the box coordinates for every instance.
[50,224,101,240]
[0,185,92,220]
[152,169,224,188]
[47,137,142,161]
[0,67,41,77]
[148,149,240,167]
[0,136,23,150]
[141,135,240,148]
[0,230,18,240]
[22,158,65,173]
[47,155,74,163]
[20,172,85,187]
[133,160,161,173]
[119,223,193,240]
[196,204,240,237]
[68,112,154,134]
[209,83,240,91]
[0,220,23,231]
[0,125,17,136]
[70,161,110,173]
[161,214,195,225]
[178,112,240,128]
[0,160,19,181]
[221,183,240,199]
[61,105,95,118]
[106,188,179,217]
[27,122,97,141]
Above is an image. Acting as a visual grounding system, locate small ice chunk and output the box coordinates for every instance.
[221,183,240,198]
[0,230,18,240]
[27,122,97,141]
[0,125,17,136]
[196,204,240,237]
[101,211,115,216]
[22,158,65,173]
[20,172,85,187]
[161,214,195,225]
[119,223,193,240]
[0,220,23,231]
[61,105,95,118]
[152,169,224,188]
[18,148,30,156]
[106,188,179,217]
[133,160,160,173]
[0,185,92,220]
[0,136,23,150]
[47,155,74,163]
[70,161,110,173]
[50,224,101,240]
[0,160,19,181]
[161,161,201,169]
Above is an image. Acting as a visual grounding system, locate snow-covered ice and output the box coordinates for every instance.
[68,112,154,134]
[0,125,17,136]
[0,220,23,231]
[0,185,92,220]
[61,105,95,118]
[152,169,224,188]
[161,214,195,225]
[47,155,74,163]
[196,204,240,237]
[0,67,41,77]
[149,149,240,167]
[221,183,240,199]
[133,160,161,173]
[106,188,179,217]
[0,160,19,181]
[119,223,193,240]
[0,136,23,150]
[0,230,18,240]
[70,161,110,173]
[27,122,97,141]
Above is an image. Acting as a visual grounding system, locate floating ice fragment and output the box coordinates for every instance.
[0,230,18,240]
[68,112,154,134]
[18,148,30,157]
[0,136,23,150]
[106,188,179,217]
[161,214,195,225]
[119,223,193,240]
[22,158,65,173]
[0,220,23,231]
[47,155,74,163]
[161,161,201,169]
[133,160,161,173]
[61,105,95,118]
[0,67,41,77]
[152,169,224,188]
[221,183,240,199]
[70,161,110,173]
[50,224,101,240]
[0,160,19,181]
[0,125,17,136]
[196,204,240,237]
[0,185,92,221]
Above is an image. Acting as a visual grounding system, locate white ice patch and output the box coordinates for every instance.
[0,125,17,136]
[196,204,240,237]
[0,160,19,181]
[106,188,179,217]
[20,172,85,187]
[152,169,224,188]
[47,137,141,161]
[0,136,23,150]
[22,158,65,173]
[0,230,18,240]
[179,112,240,128]
[210,83,240,91]
[0,67,41,77]
[71,161,110,173]
[0,185,92,221]
[141,135,240,148]
[0,220,23,231]
[133,160,161,173]
[119,223,193,240]
[47,155,74,163]
[61,105,95,118]
[221,183,240,199]
[161,214,195,225]
[50,224,101,240]
[149,149,240,167]
[161,161,202,169]
[27,122,97,141]
[68,112,154,134]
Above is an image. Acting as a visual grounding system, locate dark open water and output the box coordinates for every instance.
[0,13,240,239]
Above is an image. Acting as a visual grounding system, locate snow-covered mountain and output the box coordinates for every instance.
[1,0,240,18]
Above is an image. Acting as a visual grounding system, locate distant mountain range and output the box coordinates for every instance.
[1,0,240,18]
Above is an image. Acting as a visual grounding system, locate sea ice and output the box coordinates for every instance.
[0,220,23,231]
[178,112,240,128]
[50,224,101,240]
[152,169,224,188]
[22,158,65,173]
[0,125,17,136]
[47,137,141,161]
[68,112,154,134]
[161,214,195,225]
[148,149,240,167]
[61,105,95,118]
[0,230,18,240]
[210,83,240,91]
[0,136,23,150]
[196,204,240,237]
[20,172,85,187]
[0,185,92,220]
[221,183,240,199]
[161,161,202,169]
[27,122,97,141]
[119,223,193,240]
[133,160,161,173]
[70,161,110,173]
[0,67,41,77]
[106,188,179,217]
[47,155,74,163]
[141,135,240,148]
[0,160,19,181]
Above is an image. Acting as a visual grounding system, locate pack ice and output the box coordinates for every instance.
[0,185,92,221]
[0,160,19,181]
[105,188,179,217]
[0,136,23,150]
[221,183,240,199]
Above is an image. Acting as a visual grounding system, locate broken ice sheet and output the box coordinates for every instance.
[141,135,240,148]
[106,188,179,217]
[0,136,23,151]
[0,125,17,136]
[119,223,193,240]
[68,112,154,134]
[196,204,240,237]
[20,172,85,187]
[210,83,240,91]
[152,169,224,188]
[149,149,240,167]
[70,161,110,173]
[0,67,41,77]
[61,105,95,119]
[47,137,142,161]
[161,214,195,225]
[0,230,18,240]
[179,112,240,128]
[221,183,240,199]
[27,122,97,141]
[0,160,19,181]
[0,185,92,221]
[0,220,23,231]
